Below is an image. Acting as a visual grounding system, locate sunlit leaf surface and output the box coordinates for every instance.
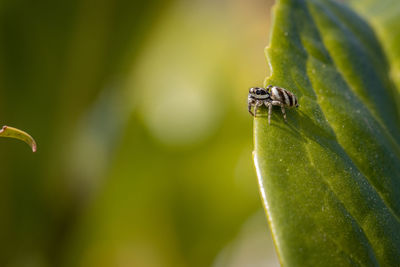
[0,126,36,152]
[253,0,400,265]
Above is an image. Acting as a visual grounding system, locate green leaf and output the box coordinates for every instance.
[0,126,37,152]
[349,0,400,91]
[253,0,400,265]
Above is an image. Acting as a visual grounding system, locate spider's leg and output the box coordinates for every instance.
[253,100,263,117]
[248,98,256,116]
[248,102,254,116]
[265,101,272,125]
[280,104,287,121]
[271,100,287,122]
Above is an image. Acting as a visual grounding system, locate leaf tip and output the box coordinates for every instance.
[31,139,37,153]
[0,125,37,152]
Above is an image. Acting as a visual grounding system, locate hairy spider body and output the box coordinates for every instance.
[248,85,299,124]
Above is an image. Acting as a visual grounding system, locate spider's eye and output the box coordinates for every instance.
[256,91,261,95]
[260,90,267,95]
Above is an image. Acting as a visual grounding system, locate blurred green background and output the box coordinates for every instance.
[0,0,279,266]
